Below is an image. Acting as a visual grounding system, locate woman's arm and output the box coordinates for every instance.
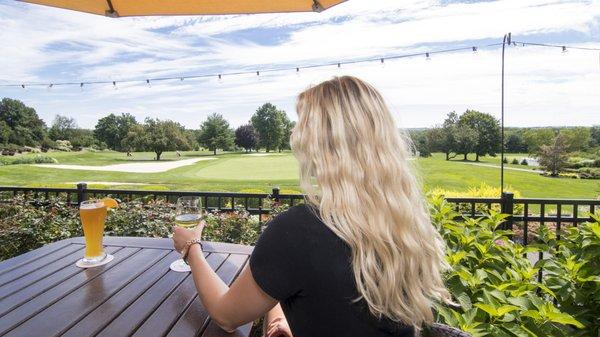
[174,226,278,332]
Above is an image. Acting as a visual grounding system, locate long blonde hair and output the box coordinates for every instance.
[290,76,451,330]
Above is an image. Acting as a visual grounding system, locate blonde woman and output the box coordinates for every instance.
[173,76,452,337]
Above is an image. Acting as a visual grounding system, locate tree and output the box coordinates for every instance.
[410,130,431,157]
[538,134,569,177]
[198,113,234,155]
[560,127,591,152]
[428,112,458,160]
[454,126,478,161]
[0,121,10,144]
[48,115,77,141]
[0,98,46,146]
[506,133,528,153]
[458,109,501,161]
[523,128,556,154]
[590,126,600,147]
[70,129,96,148]
[279,112,295,152]
[251,103,284,152]
[94,113,137,151]
[235,124,259,152]
[121,118,190,160]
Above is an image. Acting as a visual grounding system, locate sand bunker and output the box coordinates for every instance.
[33,157,216,173]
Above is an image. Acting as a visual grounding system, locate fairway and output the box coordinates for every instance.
[1,151,598,198]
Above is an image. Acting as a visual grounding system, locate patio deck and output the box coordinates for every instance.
[0,237,253,337]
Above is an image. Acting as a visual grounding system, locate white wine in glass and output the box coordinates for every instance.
[170,196,202,272]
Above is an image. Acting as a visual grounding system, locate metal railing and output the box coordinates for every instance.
[2,184,599,283]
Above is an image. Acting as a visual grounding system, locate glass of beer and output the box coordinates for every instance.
[79,200,108,265]
[170,196,203,272]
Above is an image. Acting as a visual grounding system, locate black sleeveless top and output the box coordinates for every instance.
[249,205,415,337]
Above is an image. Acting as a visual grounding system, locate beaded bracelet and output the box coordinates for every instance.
[182,238,203,263]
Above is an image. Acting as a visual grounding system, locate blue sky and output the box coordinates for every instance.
[0,0,599,129]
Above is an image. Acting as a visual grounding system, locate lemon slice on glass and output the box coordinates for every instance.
[101,197,119,209]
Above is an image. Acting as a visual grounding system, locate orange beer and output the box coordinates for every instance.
[79,200,107,263]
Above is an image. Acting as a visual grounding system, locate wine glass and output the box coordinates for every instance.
[170,196,202,272]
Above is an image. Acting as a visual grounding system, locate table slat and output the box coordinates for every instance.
[0,237,254,337]
[0,245,84,300]
[0,246,123,318]
[5,248,169,337]
[0,239,74,274]
[131,253,229,337]
[0,244,82,287]
[169,254,250,337]
[0,246,137,335]
[61,250,189,337]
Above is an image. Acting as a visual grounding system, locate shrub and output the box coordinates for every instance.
[430,197,588,337]
[511,158,520,165]
[0,196,261,260]
[0,155,58,165]
[12,155,58,164]
[55,140,73,152]
[521,159,528,166]
[502,157,509,164]
[428,183,523,214]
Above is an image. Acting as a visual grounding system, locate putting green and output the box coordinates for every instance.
[192,154,299,180]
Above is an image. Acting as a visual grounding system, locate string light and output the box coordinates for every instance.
[146,79,151,87]
[46,83,53,91]
[4,39,599,90]
[80,83,84,91]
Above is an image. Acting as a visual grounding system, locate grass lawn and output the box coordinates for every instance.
[1,151,598,198]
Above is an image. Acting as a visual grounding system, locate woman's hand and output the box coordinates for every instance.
[172,221,204,253]
[266,316,293,337]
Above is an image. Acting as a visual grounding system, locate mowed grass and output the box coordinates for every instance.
[0,151,598,198]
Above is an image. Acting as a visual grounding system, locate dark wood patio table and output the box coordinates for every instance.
[0,236,254,337]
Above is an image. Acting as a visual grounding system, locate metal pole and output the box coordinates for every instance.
[500,33,511,194]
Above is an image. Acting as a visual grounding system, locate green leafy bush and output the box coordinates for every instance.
[0,155,57,165]
[429,197,592,337]
[512,158,520,165]
[0,196,261,260]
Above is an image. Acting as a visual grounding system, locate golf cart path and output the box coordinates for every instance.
[454,161,543,173]
[32,157,216,173]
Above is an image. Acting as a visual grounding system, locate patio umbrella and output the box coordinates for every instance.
[19,0,346,17]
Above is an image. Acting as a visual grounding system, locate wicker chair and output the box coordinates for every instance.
[421,323,472,337]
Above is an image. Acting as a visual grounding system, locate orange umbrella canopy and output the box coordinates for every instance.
[19,0,347,17]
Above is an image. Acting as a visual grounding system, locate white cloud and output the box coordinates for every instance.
[0,0,599,129]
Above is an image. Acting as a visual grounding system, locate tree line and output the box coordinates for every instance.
[410,110,600,161]
[2,97,598,165]
[0,98,294,160]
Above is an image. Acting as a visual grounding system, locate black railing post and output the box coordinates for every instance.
[77,183,88,206]
[500,192,514,230]
[272,187,280,202]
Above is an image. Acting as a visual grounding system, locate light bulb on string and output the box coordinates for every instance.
[380,58,385,68]
[296,67,300,77]
[146,79,152,88]
[425,52,431,60]
[21,84,27,91]
[562,46,568,54]
[80,83,84,92]
[472,46,478,53]
[217,74,223,84]
[46,83,53,92]
[257,71,262,82]
[112,81,118,90]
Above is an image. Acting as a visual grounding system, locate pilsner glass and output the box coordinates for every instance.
[170,196,203,272]
[79,200,108,264]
